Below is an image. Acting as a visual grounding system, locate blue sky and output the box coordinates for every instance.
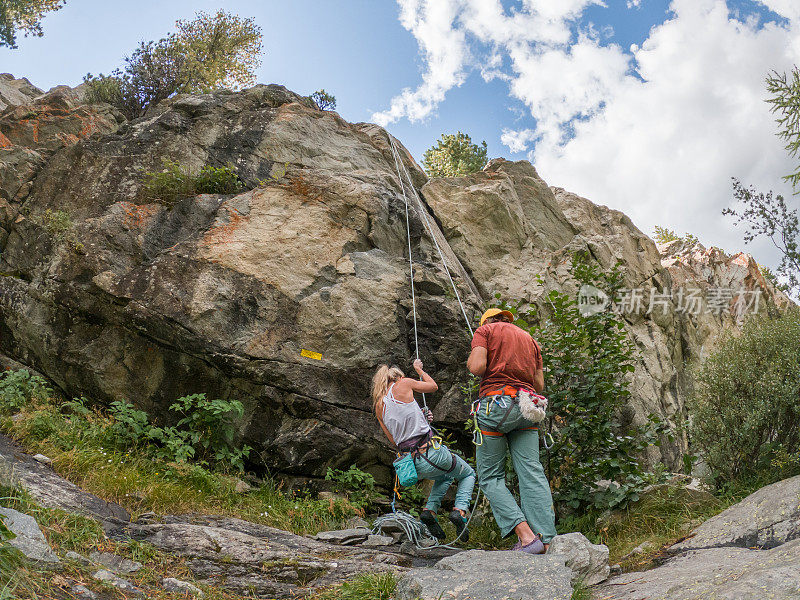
[2,0,799,267]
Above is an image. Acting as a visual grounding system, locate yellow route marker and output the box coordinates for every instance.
[300,349,323,360]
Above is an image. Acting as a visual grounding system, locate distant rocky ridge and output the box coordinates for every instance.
[0,74,792,483]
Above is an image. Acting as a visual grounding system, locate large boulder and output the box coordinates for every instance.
[595,475,800,599]
[0,77,792,481]
[394,549,573,600]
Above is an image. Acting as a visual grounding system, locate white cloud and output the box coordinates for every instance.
[627,0,643,8]
[532,0,800,262]
[379,0,800,266]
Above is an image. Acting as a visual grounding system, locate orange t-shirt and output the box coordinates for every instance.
[471,321,543,397]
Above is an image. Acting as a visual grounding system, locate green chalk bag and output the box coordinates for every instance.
[393,453,418,487]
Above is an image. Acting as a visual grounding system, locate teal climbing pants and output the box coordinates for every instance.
[414,443,476,513]
[475,394,557,542]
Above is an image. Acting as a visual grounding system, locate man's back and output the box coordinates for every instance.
[471,321,542,397]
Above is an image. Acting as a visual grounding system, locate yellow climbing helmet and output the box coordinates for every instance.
[479,308,514,327]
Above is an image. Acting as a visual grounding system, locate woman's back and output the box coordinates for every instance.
[380,382,430,447]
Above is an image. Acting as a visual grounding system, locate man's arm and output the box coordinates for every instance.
[533,368,544,393]
[467,346,487,376]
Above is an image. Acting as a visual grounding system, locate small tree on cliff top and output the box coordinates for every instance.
[422,131,488,177]
[85,10,263,119]
[0,0,65,48]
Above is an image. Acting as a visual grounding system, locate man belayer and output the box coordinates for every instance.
[467,308,557,554]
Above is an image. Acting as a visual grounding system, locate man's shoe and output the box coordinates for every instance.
[449,510,469,543]
[420,509,446,540]
[514,536,545,555]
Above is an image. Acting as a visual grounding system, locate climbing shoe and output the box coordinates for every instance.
[510,536,545,555]
[420,509,446,540]
[449,510,469,543]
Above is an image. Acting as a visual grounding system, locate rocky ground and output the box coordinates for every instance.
[3,434,800,598]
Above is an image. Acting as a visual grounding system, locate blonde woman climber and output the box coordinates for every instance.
[372,359,476,541]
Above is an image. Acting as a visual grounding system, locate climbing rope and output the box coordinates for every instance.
[378,134,484,551]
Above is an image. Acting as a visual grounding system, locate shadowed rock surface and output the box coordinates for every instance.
[0,77,792,483]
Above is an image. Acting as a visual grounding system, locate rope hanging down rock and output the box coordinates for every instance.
[380,135,482,551]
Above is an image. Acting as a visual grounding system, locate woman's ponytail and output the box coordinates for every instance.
[371,364,404,416]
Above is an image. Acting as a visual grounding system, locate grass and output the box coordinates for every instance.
[308,572,398,600]
[556,483,730,572]
[0,394,362,536]
[571,579,591,600]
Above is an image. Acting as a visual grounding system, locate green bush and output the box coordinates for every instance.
[325,464,376,509]
[110,394,251,471]
[169,393,252,471]
[0,370,51,412]
[141,159,243,205]
[689,312,800,489]
[493,254,668,512]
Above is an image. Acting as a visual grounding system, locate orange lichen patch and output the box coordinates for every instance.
[120,202,162,230]
[201,204,250,250]
[731,252,752,268]
[0,131,11,148]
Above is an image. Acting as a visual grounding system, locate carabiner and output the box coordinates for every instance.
[472,428,484,446]
[543,432,555,450]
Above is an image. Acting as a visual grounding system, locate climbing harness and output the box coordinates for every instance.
[375,135,482,551]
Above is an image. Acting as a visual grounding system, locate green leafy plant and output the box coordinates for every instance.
[325,464,376,508]
[0,369,51,411]
[653,226,699,247]
[493,254,669,513]
[141,159,243,205]
[422,131,488,177]
[311,89,336,111]
[688,311,800,489]
[109,395,251,471]
[169,393,251,471]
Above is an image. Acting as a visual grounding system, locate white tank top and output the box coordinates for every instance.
[381,384,431,446]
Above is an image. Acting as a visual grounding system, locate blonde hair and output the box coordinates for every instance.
[372,364,404,415]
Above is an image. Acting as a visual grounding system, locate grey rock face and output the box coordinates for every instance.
[0,74,42,110]
[0,506,59,563]
[0,78,792,482]
[314,528,370,545]
[104,514,407,598]
[88,550,142,574]
[673,475,800,551]
[162,577,204,597]
[596,539,800,600]
[395,549,573,600]
[70,585,99,600]
[92,569,142,595]
[0,434,129,522]
[548,532,609,585]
